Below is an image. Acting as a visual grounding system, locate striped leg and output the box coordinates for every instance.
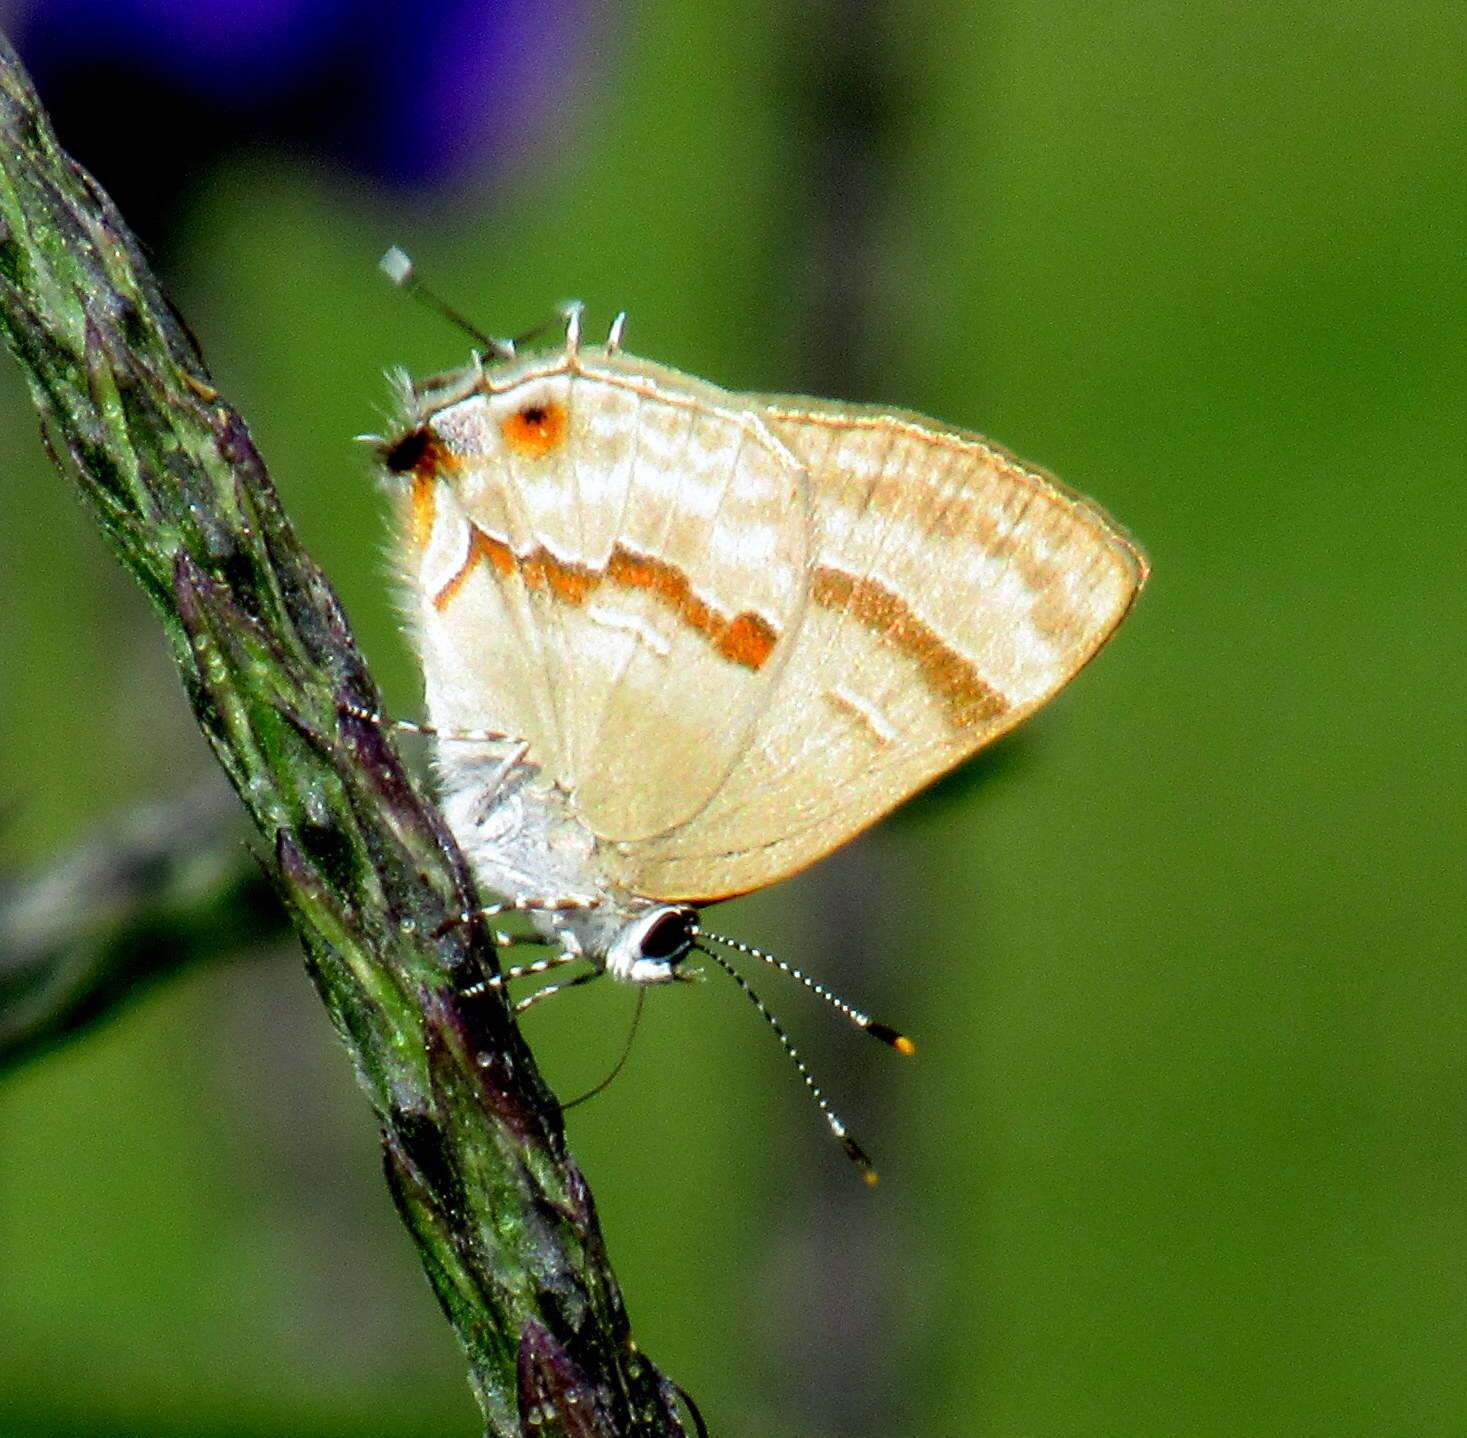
[460,950,581,999]
[513,966,602,1015]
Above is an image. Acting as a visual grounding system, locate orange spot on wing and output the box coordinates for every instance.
[501,400,569,458]
[523,548,597,604]
[718,612,779,669]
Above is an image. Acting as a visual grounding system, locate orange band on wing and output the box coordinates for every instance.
[409,473,437,551]
[812,566,1008,728]
[605,548,778,669]
[433,524,780,671]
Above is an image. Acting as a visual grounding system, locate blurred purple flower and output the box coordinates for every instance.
[15,0,606,237]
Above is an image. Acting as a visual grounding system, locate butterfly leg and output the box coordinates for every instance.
[460,950,582,999]
[514,965,602,1015]
[475,892,602,920]
[435,891,600,941]
[465,741,534,826]
[337,701,520,747]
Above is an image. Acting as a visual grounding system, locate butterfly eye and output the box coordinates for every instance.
[602,906,697,985]
[383,427,434,473]
[637,908,694,963]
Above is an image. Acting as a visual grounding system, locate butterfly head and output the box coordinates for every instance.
[597,903,698,985]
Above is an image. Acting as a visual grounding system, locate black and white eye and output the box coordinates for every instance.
[636,908,694,963]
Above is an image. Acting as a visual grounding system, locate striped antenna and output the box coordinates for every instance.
[695,926,915,1055]
[697,944,879,1184]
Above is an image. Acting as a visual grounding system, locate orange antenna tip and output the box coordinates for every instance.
[866,1021,916,1055]
[841,1134,879,1185]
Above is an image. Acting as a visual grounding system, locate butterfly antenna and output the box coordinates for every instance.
[695,927,915,1056]
[696,944,879,1184]
[506,311,564,351]
[562,987,647,1110]
[379,246,514,359]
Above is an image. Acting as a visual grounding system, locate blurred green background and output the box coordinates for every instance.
[2,0,1465,1434]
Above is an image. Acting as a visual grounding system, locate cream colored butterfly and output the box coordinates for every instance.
[379,277,1145,1166]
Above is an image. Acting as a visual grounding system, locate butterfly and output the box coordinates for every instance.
[377,294,1146,1170]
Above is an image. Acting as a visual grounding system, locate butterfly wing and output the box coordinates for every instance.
[601,392,1147,901]
[400,353,814,842]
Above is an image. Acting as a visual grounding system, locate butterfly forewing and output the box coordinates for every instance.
[404,354,813,841]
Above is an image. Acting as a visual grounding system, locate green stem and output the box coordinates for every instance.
[0,34,693,1438]
[0,782,281,1072]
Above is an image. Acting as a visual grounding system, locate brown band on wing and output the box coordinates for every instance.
[870,470,1071,623]
[812,566,1008,729]
[432,525,511,611]
[433,524,780,671]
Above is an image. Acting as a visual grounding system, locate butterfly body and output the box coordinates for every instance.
[432,738,695,982]
[384,320,1146,982]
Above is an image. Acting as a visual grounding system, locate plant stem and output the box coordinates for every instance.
[0,780,281,1071]
[0,34,694,1438]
